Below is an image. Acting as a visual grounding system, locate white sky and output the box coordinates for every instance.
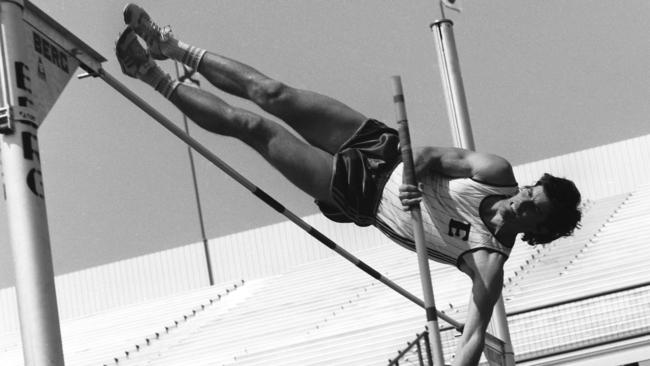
[1,0,650,288]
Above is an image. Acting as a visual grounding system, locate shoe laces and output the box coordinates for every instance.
[142,18,172,42]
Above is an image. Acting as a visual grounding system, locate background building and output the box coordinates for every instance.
[2,133,650,365]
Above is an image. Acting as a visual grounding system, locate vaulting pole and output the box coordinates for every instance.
[392,75,445,366]
[0,0,64,364]
[430,11,515,366]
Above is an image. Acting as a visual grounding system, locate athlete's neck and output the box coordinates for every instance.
[480,195,518,242]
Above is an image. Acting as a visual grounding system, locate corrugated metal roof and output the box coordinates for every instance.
[2,135,650,365]
[2,184,650,365]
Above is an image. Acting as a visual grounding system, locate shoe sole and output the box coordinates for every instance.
[122,3,168,60]
[116,28,150,78]
[122,3,145,27]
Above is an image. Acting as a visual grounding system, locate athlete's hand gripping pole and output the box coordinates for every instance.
[392,76,446,366]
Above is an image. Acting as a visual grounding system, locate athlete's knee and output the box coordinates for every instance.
[248,79,294,111]
[232,108,276,143]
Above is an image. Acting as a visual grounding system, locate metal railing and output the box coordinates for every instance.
[511,283,650,363]
[388,330,434,366]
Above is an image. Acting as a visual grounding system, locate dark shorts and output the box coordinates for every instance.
[316,119,401,227]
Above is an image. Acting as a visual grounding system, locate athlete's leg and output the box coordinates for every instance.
[170,83,334,201]
[116,28,334,202]
[196,53,367,155]
[123,3,366,155]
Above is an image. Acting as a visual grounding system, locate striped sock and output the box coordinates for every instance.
[155,76,181,99]
[163,39,207,70]
[138,65,180,99]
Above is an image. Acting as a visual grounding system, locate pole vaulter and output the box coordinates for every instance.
[92,51,508,360]
[1,1,508,364]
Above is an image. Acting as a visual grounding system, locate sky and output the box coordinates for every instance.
[1,0,649,288]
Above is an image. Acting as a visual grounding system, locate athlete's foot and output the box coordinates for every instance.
[115,27,156,78]
[123,3,172,60]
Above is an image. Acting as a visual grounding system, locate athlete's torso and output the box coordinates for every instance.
[375,163,519,267]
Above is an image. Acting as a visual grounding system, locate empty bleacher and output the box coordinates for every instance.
[0,281,248,366]
[2,185,650,365]
[505,186,650,312]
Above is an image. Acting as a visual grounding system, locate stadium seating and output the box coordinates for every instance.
[2,186,650,365]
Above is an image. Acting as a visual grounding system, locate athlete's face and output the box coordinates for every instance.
[507,185,553,232]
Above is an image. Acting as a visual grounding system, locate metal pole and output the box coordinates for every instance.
[431,20,475,150]
[392,75,445,366]
[173,62,214,286]
[431,15,515,366]
[0,0,64,365]
[492,296,515,364]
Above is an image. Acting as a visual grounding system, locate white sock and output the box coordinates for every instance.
[139,65,180,99]
[163,38,207,70]
[155,76,181,99]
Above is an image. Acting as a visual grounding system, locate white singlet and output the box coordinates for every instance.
[375,163,518,267]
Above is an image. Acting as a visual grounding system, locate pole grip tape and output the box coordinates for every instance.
[307,227,337,250]
[391,76,418,187]
[357,260,383,279]
[309,227,382,279]
[426,307,439,322]
[252,188,286,213]
[254,184,383,280]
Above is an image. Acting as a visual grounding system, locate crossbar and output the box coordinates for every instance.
[91,67,505,351]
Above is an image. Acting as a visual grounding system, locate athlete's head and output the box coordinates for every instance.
[520,173,582,245]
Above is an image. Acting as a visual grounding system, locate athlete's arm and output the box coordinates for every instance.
[399,146,516,208]
[454,250,506,366]
[413,146,516,186]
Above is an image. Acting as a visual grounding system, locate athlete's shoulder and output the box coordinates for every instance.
[470,153,517,187]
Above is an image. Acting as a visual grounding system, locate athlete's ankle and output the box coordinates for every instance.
[139,64,166,87]
[155,77,181,100]
[164,38,206,70]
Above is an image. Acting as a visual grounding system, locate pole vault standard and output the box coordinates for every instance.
[172,62,214,286]
[430,6,515,365]
[1,1,63,365]
[392,76,445,366]
[1,1,104,365]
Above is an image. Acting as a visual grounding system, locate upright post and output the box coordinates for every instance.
[0,0,65,365]
[491,296,515,364]
[173,62,214,286]
[392,75,445,366]
[430,19,475,150]
[430,14,515,366]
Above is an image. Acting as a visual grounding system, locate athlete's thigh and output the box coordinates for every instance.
[275,87,367,155]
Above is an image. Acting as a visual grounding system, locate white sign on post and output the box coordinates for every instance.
[0,1,104,365]
[21,23,79,126]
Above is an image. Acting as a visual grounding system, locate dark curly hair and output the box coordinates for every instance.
[521,173,582,245]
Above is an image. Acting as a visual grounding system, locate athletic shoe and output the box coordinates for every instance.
[115,27,156,78]
[123,3,171,60]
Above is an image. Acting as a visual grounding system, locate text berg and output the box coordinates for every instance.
[32,32,69,73]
